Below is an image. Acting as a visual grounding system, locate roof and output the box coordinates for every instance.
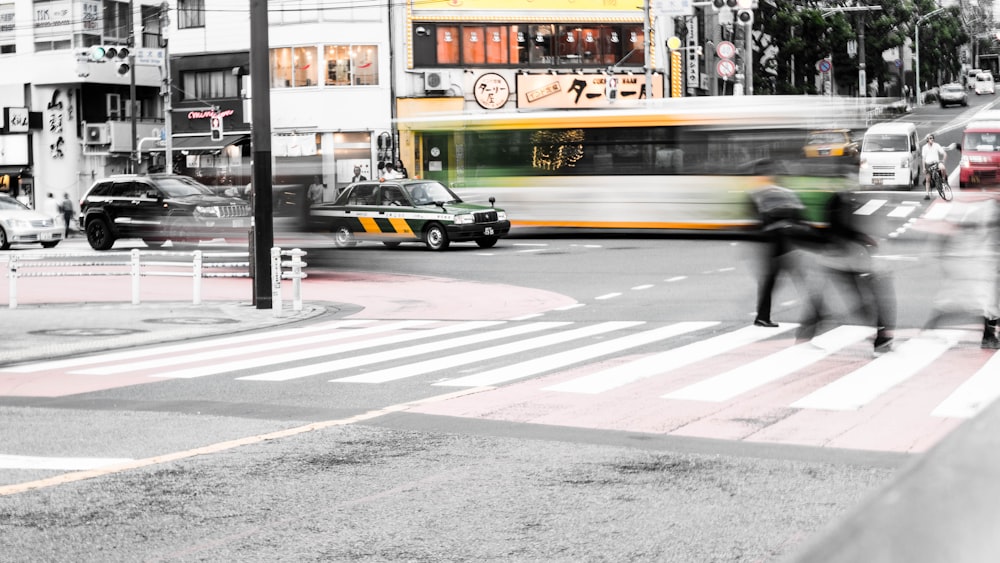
[864,122,916,134]
[146,134,249,152]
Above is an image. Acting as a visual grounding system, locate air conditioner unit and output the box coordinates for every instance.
[424,71,451,92]
[84,123,109,145]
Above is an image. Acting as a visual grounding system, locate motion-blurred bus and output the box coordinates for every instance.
[397,96,865,234]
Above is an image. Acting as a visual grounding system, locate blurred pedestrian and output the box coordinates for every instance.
[800,191,896,353]
[748,180,822,328]
[395,159,409,179]
[60,193,74,237]
[923,194,1000,349]
[350,166,367,183]
[382,163,404,180]
[43,192,62,227]
[307,176,324,205]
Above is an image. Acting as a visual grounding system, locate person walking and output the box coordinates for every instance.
[922,134,947,200]
[307,176,325,205]
[748,181,822,328]
[42,192,62,230]
[60,193,75,237]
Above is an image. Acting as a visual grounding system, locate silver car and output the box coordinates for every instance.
[0,193,64,249]
[939,83,968,108]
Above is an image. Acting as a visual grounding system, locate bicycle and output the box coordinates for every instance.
[929,164,953,201]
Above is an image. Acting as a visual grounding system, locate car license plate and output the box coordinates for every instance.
[484,227,494,235]
[41,232,53,240]
[818,149,830,156]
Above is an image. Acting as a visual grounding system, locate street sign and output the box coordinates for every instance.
[134,48,165,67]
[716,41,736,60]
[717,59,737,78]
[817,59,832,74]
[895,59,903,69]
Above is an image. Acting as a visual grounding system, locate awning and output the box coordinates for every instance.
[150,134,249,152]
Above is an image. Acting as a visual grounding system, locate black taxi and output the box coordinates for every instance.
[308,179,510,250]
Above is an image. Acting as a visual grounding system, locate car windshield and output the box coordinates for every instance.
[405,181,461,205]
[0,195,29,211]
[807,132,846,144]
[965,132,1000,152]
[863,134,908,152]
[155,177,215,197]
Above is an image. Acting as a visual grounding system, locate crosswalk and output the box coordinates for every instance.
[3,318,998,450]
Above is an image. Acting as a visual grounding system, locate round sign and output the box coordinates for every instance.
[473,73,510,110]
[667,36,682,50]
[717,59,737,78]
[817,59,832,73]
[716,41,736,60]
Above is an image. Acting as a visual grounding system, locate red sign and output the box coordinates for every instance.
[717,59,737,78]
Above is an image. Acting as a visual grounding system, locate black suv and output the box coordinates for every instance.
[79,174,251,250]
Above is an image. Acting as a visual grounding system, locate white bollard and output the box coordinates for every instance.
[8,254,18,309]
[192,250,203,305]
[130,249,141,305]
[290,248,306,311]
[270,247,282,317]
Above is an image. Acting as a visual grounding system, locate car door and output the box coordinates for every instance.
[126,180,168,239]
[375,183,418,242]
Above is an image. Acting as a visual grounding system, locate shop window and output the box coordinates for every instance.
[293,46,317,87]
[351,45,378,85]
[325,45,351,86]
[323,44,379,86]
[528,25,554,65]
[181,70,239,100]
[270,46,319,88]
[437,26,458,65]
[484,26,513,65]
[463,26,485,65]
[270,47,293,88]
[622,25,644,65]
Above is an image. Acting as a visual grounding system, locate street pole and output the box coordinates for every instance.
[129,0,138,173]
[643,0,652,97]
[161,2,172,173]
[250,0,273,309]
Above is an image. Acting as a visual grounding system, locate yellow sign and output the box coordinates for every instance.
[516,73,664,108]
[413,0,641,12]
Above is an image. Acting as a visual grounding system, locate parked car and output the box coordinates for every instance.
[938,83,969,107]
[79,174,251,250]
[0,194,63,250]
[308,179,510,250]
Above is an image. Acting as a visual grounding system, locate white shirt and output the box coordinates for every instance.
[42,197,62,221]
[922,142,946,165]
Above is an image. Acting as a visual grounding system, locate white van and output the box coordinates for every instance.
[858,122,920,190]
[968,68,983,90]
[975,73,995,95]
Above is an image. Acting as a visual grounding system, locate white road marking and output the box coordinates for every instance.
[545,323,795,394]
[595,293,621,300]
[932,350,1000,418]
[854,199,887,215]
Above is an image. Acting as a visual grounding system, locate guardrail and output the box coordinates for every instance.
[4,247,307,316]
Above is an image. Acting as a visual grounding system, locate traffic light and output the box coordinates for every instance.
[210,116,224,142]
[736,0,753,24]
[712,0,738,9]
[88,45,130,75]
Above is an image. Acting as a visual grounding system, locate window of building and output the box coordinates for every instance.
[103,0,130,41]
[181,70,239,100]
[178,0,205,29]
[323,44,379,87]
[412,22,643,68]
[270,46,319,88]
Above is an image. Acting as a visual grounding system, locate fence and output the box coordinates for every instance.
[4,248,306,316]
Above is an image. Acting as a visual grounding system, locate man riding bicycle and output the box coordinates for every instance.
[922,133,947,200]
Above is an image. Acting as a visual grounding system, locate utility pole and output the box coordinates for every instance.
[129,0,138,173]
[644,0,652,97]
[161,2,172,173]
[822,6,882,99]
[249,0,273,309]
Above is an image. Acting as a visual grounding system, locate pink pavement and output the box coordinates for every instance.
[0,268,577,320]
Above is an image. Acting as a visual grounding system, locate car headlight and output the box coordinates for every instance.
[5,218,30,228]
[195,205,222,218]
[497,211,507,221]
[900,158,909,168]
[454,214,474,225]
[859,159,870,170]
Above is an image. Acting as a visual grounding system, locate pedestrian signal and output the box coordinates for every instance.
[737,9,753,24]
[210,116,224,141]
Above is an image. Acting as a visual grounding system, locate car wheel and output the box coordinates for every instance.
[424,223,450,251]
[0,227,9,250]
[332,225,356,248]
[382,241,401,248]
[85,218,115,250]
[41,241,59,248]
[475,236,499,249]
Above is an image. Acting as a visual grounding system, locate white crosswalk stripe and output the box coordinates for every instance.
[238,320,550,382]
[543,323,797,394]
[663,325,873,402]
[790,330,962,411]
[437,321,717,388]
[332,321,643,384]
[931,349,1000,419]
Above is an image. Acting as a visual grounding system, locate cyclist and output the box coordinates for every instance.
[921,133,947,200]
